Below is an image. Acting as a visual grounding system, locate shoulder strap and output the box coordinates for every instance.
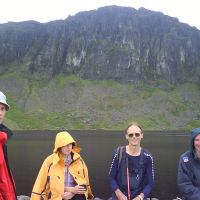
[117,146,126,169]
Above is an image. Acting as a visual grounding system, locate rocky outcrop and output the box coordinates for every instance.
[0,6,200,84]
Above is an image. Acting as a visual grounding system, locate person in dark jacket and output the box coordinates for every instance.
[177,127,200,200]
[0,91,17,200]
[108,122,154,200]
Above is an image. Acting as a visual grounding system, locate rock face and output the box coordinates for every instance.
[0,6,200,84]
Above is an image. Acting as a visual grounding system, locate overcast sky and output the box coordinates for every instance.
[0,0,199,30]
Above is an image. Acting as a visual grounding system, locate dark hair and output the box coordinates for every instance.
[0,103,8,111]
[57,143,75,153]
[124,122,143,135]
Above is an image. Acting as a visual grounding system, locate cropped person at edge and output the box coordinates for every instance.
[108,122,154,200]
[0,91,17,200]
[177,127,200,200]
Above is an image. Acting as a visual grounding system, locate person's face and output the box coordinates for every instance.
[125,125,143,146]
[60,143,73,157]
[0,103,7,124]
[194,134,200,154]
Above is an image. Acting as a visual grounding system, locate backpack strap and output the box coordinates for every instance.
[117,146,126,169]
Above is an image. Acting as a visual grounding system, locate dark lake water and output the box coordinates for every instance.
[8,130,189,200]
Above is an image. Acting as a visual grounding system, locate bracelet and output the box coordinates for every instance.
[138,195,143,200]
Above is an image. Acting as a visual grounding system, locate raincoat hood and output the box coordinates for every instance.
[190,127,200,154]
[53,131,80,153]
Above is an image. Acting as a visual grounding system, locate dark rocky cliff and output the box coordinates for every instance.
[0,6,200,84]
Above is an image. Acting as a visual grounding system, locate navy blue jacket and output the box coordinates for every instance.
[177,127,200,200]
[109,147,154,200]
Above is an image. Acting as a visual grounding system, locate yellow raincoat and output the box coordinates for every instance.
[31,131,93,200]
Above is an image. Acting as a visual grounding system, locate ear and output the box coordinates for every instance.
[141,133,144,139]
[125,134,129,140]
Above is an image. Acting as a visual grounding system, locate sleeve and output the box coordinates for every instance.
[30,158,50,200]
[177,156,200,200]
[82,159,94,199]
[142,154,154,197]
[108,149,119,193]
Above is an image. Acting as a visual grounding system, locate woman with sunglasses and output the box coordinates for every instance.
[108,122,154,200]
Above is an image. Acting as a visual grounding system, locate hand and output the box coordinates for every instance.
[132,194,144,200]
[72,185,86,195]
[62,192,75,200]
[115,189,128,200]
[132,197,140,200]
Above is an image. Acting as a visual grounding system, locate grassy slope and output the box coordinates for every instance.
[1,73,200,131]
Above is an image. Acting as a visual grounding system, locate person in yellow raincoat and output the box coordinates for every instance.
[31,131,94,200]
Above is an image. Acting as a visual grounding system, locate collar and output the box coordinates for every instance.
[52,150,81,166]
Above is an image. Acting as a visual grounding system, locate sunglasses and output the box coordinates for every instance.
[127,132,141,138]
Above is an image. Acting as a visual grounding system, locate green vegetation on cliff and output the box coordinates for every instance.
[2,74,199,131]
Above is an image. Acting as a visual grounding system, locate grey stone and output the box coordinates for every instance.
[0,6,199,85]
[17,196,30,200]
